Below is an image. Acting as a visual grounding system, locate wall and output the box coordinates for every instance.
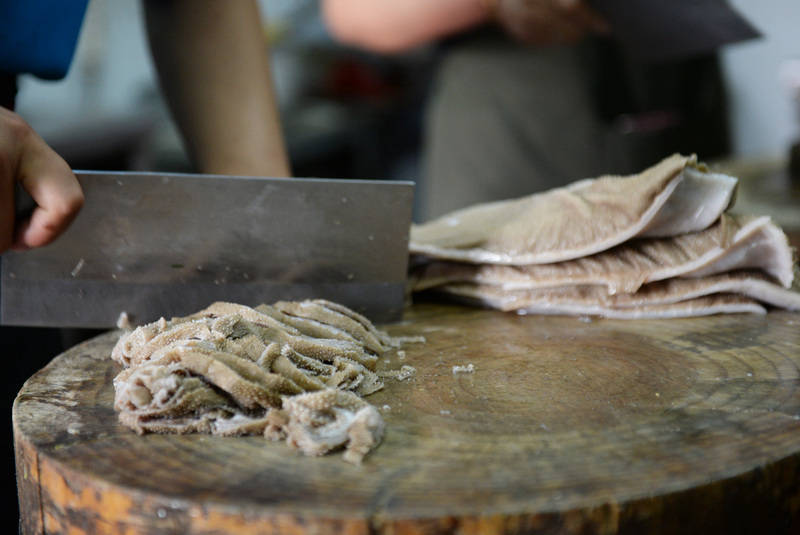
[15,0,156,136]
[13,1,800,160]
[721,0,800,157]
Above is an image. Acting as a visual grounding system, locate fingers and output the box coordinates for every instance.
[497,0,609,45]
[0,107,27,252]
[557,0,609,35]
[0,107,83,252]
[543,11,589,44]
[12,135,83,250]
[506,10,583,46]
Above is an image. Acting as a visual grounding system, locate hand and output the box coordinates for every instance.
[0,107,83,253]
[493,0,609,45]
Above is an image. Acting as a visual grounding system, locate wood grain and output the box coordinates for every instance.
[13,304,800,534]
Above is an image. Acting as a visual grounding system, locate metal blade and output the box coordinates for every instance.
[2,171,414,327]
[589,0,760,61]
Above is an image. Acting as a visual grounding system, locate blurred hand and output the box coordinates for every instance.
[494,0,609,45]
[0,107,83,253]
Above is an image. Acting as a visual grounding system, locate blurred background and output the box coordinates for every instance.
[15,0,430,205]
[4,0,800,525]
[12,0,800,221]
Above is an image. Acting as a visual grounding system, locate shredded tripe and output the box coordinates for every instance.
[111,299,422,464]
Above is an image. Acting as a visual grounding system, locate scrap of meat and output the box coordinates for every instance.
[112,299,420,463]
[412,214,795,295]
[264,389,384,465]
[410,154,738,265]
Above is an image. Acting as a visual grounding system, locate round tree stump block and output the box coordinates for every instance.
[13,304,800,534]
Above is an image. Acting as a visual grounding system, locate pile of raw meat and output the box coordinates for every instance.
[410,154,800,318]
[112,300,417,463]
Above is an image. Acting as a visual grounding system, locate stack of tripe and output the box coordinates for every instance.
[409,154,800,318]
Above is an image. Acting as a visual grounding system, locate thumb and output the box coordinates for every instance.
[12,134,84,249]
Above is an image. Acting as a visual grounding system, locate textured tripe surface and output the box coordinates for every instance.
[112,299,417,464]
[410,154,738,265]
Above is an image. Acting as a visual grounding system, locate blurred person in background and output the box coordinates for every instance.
[1,0,289,524]
[322,0,731,220]
[1,0,289,256]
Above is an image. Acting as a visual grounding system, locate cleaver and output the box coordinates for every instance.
[1,171,414,328]
[589,0,760,61]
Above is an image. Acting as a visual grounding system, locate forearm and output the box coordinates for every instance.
[322,0,491,53]
[144,0,290,177]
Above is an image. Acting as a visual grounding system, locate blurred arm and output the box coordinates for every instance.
[322,0,491,53]
[322,0,608,52]
[143,0,290,176]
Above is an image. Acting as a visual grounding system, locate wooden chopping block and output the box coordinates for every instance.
[13,304,800,534]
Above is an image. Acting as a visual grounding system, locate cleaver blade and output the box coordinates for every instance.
[589,0,760,61]
[1,171,414,327]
